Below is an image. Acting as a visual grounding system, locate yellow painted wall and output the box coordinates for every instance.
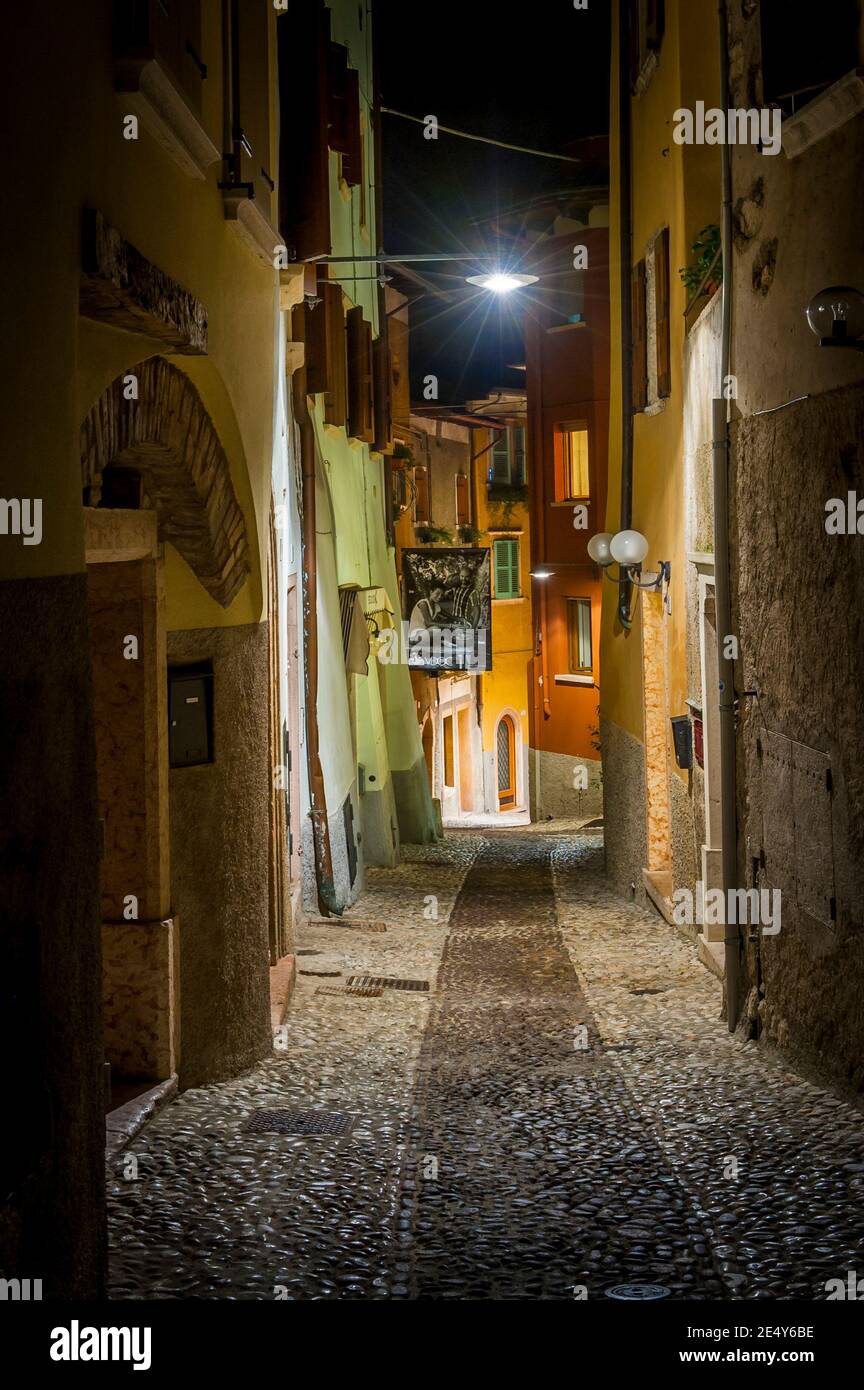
[601,0,720,776]
[1,2,284,634]
[473,429,534,786]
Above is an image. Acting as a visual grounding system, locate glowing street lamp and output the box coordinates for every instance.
[465,271,539,294]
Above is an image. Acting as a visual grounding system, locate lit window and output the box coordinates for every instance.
[493,537,520,599]
[553,424,590,501]
[567,598,593,674]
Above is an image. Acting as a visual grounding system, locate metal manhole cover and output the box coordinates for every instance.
[346,975,429,993]
[316,983,383,998]
[243,1108,354,1137]
[606,1283,671,1301]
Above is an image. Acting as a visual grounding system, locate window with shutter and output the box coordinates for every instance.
[347,307,374,442]
[327,46,362,187]
[277,0,331,260]
[455,474,470,527]
[655,226,671,399]
[413,467,429,525]
[493,538,520,599]
[632,260,648,412]
[372,324,392,452]
[231,0,274,214]
[323,283,347,427]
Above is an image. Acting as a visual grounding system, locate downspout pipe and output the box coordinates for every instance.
[713,0,739,1028]
[617,0,634,630]
[292,305,341,916]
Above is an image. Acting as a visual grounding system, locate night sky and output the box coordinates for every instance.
[376,0,612,404]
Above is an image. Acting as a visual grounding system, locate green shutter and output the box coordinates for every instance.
[494,539,519,598]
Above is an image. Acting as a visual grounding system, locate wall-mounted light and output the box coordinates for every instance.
[531,568,554,579]
[588,528,671,614]
[806,285,864,352]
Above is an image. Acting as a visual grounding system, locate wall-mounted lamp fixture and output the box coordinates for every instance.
[530,569,554,579]
[806,285,864,352]
[588,529,672,618]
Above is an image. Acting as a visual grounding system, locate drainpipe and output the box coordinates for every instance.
[617,0,634,630]
[713,0,739,1028]
[292,305,341,916]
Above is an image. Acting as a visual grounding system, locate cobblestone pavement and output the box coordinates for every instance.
[108,831,864,1300]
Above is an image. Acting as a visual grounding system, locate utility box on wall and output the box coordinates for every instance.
[169,663,214,768]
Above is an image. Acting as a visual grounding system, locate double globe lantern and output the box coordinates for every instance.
[587,528,670,593]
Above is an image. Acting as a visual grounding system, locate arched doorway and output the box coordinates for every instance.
[81,356,258,1093]
[496,714,517,809]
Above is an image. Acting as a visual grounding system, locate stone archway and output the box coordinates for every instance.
[80,357,250,607]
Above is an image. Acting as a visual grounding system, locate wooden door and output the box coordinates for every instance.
[497,715,516,809]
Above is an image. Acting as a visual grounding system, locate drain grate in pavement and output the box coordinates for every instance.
[316,982,384,998]
[629,986,670,996]
[243,1108,354,1137]
[606,1283,671,1301]
[346,974,430,993]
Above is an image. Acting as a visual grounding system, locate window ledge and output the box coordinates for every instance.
[221,185,282,267]
[554,673,594,686]
[782,69,864,159]
[545,320,587,334]
[493,596,525,605]
[115,56,219,180]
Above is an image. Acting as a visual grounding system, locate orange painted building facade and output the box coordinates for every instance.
[525,225,610,818]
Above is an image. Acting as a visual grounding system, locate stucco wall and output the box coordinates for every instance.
[530,747,603,821]
[168,623,272,1089]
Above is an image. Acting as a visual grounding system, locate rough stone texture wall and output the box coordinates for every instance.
[168,622,271,1089]
[529,746,603,821]
[669,771,698,939]
[102,918,178,1080]
[80,358,250,606]
[392,758,440,844]
[301,791,365,914]
[0,575,106,1297]
[732,384,864,1090]
[359,775,400,868]
[600,717,648,903]
[80,209,208,353]
[641,593,671,870]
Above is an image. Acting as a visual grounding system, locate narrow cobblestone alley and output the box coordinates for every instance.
[108,831,864,1302]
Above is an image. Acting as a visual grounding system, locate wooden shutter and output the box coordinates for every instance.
[631,259,648,411]
[234,0,273,212]
[304,281,346,425]
[495,539,519,598]
[414,467,429,524]
[328,46,362,187]
[655,227,671,399]
[455,474,469,527]
[323,283,347,426]
[114,0,204,111]
[372,316,392,452]
[646,0,666,50]
[277,1,331,260]
[347,307,374,442]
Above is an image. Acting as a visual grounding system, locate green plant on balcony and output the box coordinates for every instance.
[487,481,528,529]
[415,524,453,545]
[457,523,486,545]
[679,224,722,299]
